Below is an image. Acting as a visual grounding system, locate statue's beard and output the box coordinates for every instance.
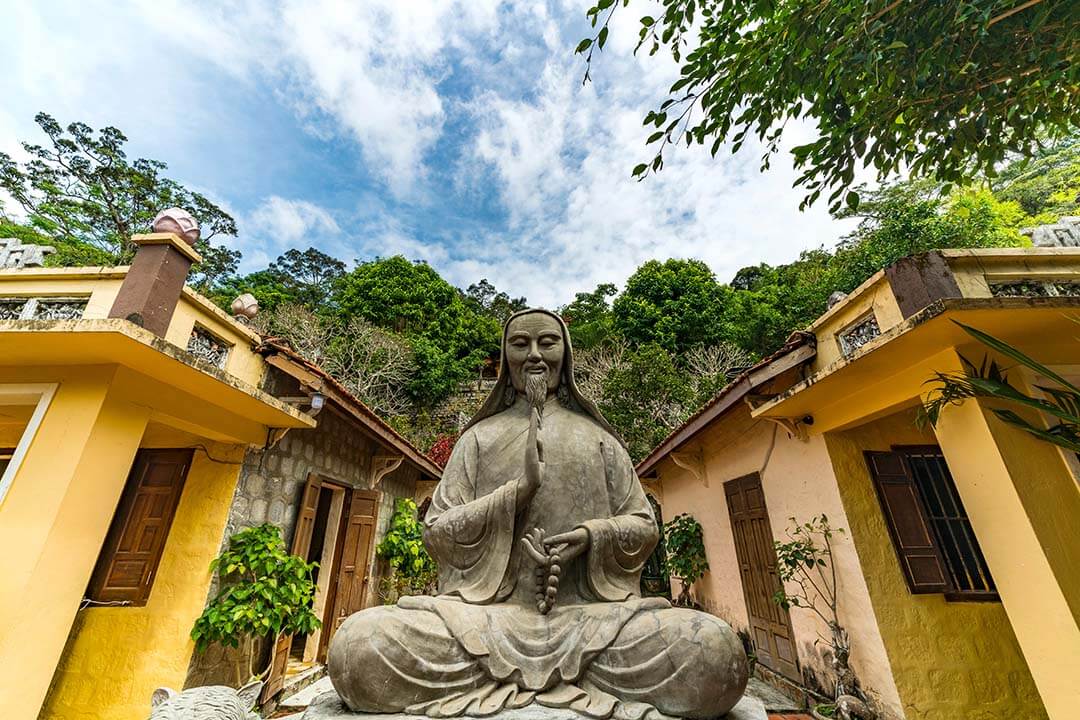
[524,372,548,413]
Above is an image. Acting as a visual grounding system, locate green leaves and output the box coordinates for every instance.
[663,513,709,586]
[922,323,1080,452]
[375,498,437,600]
[0,112,239,286]
[576,0,1079,212]
[772,514,843,612]
[190,524,321,655]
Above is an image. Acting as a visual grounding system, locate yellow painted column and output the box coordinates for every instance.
[0,367,151,719]
[935,391,1080,719]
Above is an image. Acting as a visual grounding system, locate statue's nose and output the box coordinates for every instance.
[527,343,542,361]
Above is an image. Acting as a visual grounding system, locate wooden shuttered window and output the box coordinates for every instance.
[865,450,950,594]
[86,449,193,606]
[866,448,997,599]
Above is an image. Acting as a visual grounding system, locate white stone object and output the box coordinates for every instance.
[152,207,201,244]
[1021,216,1080,247]
[0,238,55,268]
[150,681,262,719]
[231,293,259,320]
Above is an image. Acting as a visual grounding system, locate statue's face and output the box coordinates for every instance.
[505,313,564,394]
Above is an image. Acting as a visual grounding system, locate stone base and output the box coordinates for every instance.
[300,691,767,720]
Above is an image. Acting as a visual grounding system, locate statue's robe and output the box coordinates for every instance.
[328,402,746,719]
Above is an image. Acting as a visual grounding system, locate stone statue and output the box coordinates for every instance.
[149,681,262,719]
[326,309,748,720]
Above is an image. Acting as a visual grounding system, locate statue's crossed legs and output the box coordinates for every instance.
[328,602,747,720]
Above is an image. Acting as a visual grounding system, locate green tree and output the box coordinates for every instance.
[993,137,1080,224]
[190,524,320,687]
[331,256,501,406]
[270,247,347,307]
[211,269,297,314]
[612,259,731,354]
[722,177,1031,356]
[598,342,695,460]
[465,278,528,323]
[662,513,709,608]
[0,218,114,267]
[560,283,617,350]
[0,113,240,286]
[579,1,1078,212]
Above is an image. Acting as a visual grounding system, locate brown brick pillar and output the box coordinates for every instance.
[108,233,202,337]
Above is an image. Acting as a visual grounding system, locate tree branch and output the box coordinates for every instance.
[988,0,1044,28]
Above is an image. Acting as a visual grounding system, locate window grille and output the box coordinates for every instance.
[0,297,88,320]
[838,313,881,356]
[903,448,996,597]
[186,325,231,369]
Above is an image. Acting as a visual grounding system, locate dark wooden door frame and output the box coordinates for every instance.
[724,472,800,681]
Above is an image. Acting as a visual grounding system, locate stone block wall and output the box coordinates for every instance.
[185,389,425,688]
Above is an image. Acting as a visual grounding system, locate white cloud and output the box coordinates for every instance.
[445,10,859,306]
[239,196,341,268]
[0,0,862,309]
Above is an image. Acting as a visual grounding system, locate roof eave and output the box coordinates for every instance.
[635,339,816,477]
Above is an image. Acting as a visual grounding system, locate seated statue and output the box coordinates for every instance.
[328,309,748,719]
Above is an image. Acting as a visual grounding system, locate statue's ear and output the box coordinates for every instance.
[237,680,263,709]
[151,688,176,708]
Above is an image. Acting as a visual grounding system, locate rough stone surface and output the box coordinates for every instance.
[301,692,767,720]
[150,682,262,719]
[328,310,749,720]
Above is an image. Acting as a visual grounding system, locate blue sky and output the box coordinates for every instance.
[0,0,857,307]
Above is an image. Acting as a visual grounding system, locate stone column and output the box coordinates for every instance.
[108,233,201,337]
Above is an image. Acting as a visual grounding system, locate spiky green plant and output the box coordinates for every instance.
[923,321,1080,452]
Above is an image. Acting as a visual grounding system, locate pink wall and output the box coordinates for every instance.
[653,405,903,718]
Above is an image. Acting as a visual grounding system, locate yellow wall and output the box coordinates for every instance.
[931,368,1080,720]
[41,430,244,720]
[825,409,1047,720]
[656,403,904,718]
[0,366,151,718]
[167,292,264,383]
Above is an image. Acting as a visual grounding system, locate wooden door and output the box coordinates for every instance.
[263,474,322,703]
[725,473,799,680]
[87,449,193,605]
[330,490,379,633]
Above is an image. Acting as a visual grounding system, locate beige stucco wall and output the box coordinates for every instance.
[825,407,1046,720]
[655,404,903,717]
